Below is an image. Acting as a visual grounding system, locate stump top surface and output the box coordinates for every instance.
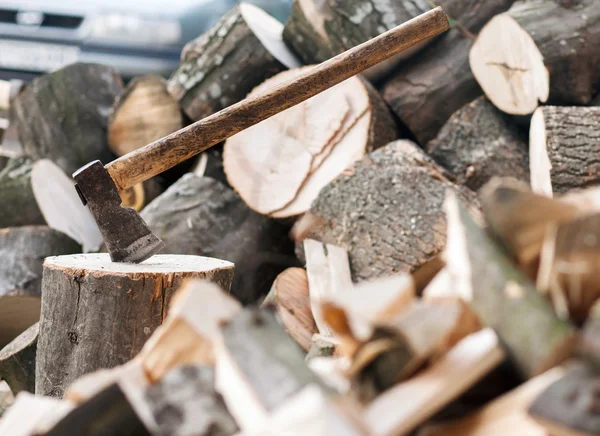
[44,253,234,274]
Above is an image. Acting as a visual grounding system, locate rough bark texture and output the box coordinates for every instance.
[12,63,121,175]
[531,106,600,195]
[382,31,481,144]
[528,362,600,436]
[426,96,529,191]
[0,157,44,227]
[0,322,38,394]
[36,254,234,398]
[0,227,80,347]
[296,140,478,282]
[445,194,576,378]
[144,365,238,436]
[141,174,298,305]
[168,4,297,122]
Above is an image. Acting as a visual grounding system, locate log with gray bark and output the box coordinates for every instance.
[168,3,299,121]
[11,62,122,175]
[0,157,44,227]
[36,254,234,398]
[470,0,600,115]
[294,140,479,282]
[426,96,529,191]
[0,226,79,347]
[0,322,38,394]
[141,174,297,305]
[529,106,600,196]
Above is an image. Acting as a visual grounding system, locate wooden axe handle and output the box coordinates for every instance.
[106,7,449,191]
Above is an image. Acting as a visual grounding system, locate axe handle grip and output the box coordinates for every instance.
[105,7,449,191]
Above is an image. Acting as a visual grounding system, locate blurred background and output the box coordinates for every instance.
[0,0,293,81]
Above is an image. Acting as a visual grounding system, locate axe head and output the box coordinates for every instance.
[73,160,164,263]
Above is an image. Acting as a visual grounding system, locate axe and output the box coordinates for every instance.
[73,8,449,263]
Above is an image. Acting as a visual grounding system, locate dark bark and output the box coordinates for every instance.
[0,322,38,394]
[141,174,298,305]
[12,63,121,175]
[36,254,234,398]
[0,157,44,227]
[426,96,529,191]
[296,140,478,281]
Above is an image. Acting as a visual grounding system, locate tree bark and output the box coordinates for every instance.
[12,63,122,175]
[0,157,44,227]
[36,253,234,398]
[141,174,298,305]
[530,106,600,196]
[167,3,299,122]
[0,226,80,347]
[470,0,600,115]
[0,322,38,394]
[295,140,478,281]
[426,96,529,191]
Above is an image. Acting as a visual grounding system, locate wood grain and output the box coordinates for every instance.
[105,8,449,190]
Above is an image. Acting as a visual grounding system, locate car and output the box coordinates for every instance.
[0,0,293,81]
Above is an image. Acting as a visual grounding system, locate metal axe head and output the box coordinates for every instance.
[72,160,164,263]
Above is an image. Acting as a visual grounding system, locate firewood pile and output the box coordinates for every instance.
[0,0,599,435]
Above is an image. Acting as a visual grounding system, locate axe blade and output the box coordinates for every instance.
[73,160,164,263]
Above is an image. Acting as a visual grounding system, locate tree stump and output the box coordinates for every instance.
[11,63,122,175]
[470,0,600,115]
[0,322,38,394]
[426,96,529,191]
[294,140,479,281]
[167,3,299,121]
[0,226,80,347]
[36,254,234,398]
[529,106,600,196]
[0,157,44,228]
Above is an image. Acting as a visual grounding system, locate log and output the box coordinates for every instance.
[0,157,44,227]
[36,254,234,398]
[262,267,317,352]
[141,174,296,305]
[108,75,183,157]
[444,192,576,377]
[0,322,38,394]
[223,68,397,218]
[294,140,479,281]
[0,226,80,347]
[12,63,121,175]
[282,0,515,81]
[167,3,299,121]
[470,0,600,115]
[528,362,600,436]
[530,106,600,196]
[426,96,529,191]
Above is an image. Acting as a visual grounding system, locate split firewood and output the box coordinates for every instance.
[193,144,228,185]
[283,0,515,81]
[215,308,326,432]
[530,106,600,196]
[0,392,74,436]
[108,75,183,156]
[0,157,44,227]
[0,322,38,394]
[36,254,234,398]
[419,365,565,436]
[470,0,600,115]
[0,227,79,347]
[426,96,529,191]
[223,68,396,218]
[528,362,600,436]
[445,192,576,377]
[168,3,299,121]
[141,174,296,304]
[12,63,121,175]
[262,267,317,351]
[294,140,479,281]
[365,329,505,436]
